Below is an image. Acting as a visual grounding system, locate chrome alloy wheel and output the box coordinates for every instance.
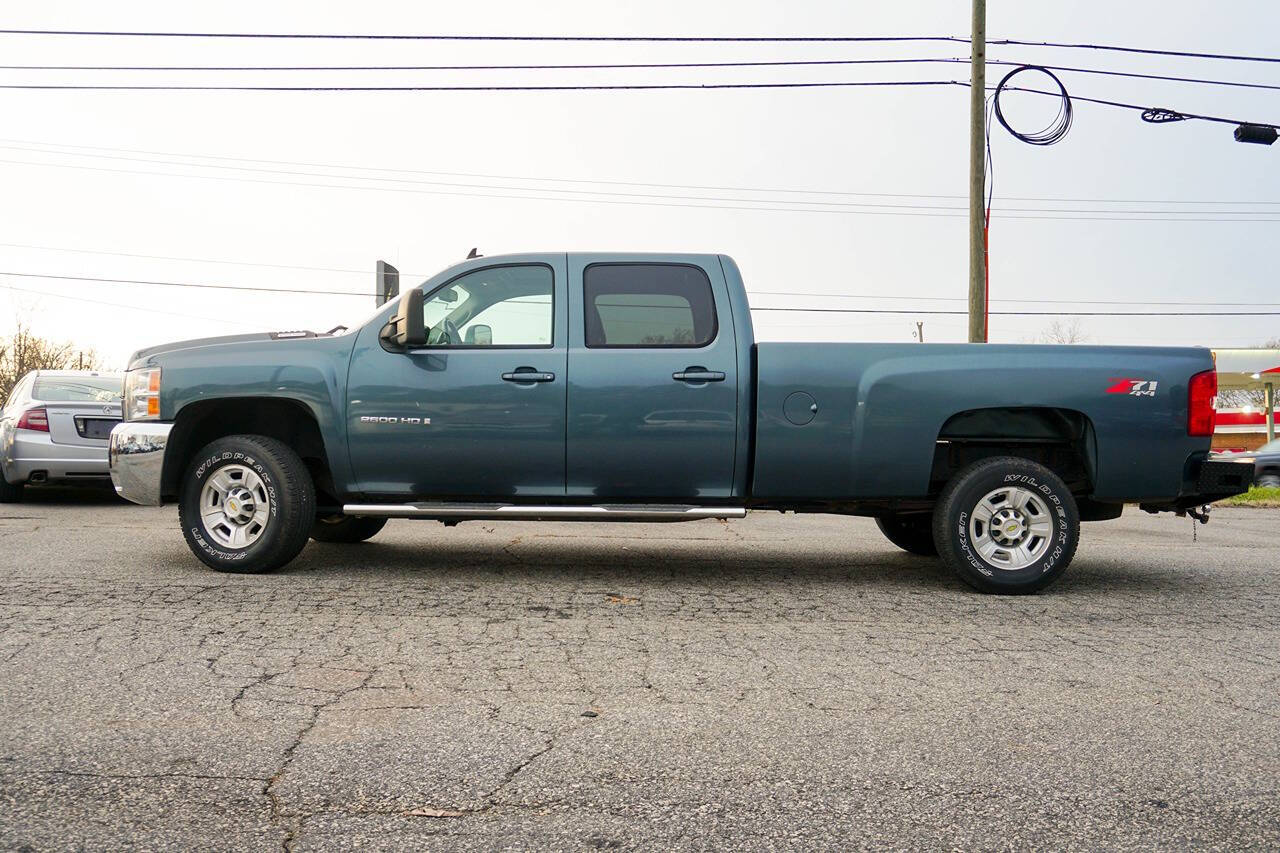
[199,464,271,549]
[968,485,1054,571]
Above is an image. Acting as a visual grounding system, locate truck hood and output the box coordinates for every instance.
[127,330,325,367]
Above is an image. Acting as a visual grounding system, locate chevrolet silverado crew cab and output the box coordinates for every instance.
[109,253,1252,593]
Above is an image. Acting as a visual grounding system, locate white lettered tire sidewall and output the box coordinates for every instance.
[178,435,315,574]
[934,457,1080,594]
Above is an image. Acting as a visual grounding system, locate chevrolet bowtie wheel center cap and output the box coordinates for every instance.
[968,486,1055,572]
[199,464,272,550]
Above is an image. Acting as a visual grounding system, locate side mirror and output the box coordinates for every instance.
[464,324,492,346]
[380,288,426,348]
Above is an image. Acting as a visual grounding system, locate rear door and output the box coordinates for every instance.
[566,256,739,499]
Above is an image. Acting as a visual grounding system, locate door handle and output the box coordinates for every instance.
[502,368,556,383]
[672,367,726,383]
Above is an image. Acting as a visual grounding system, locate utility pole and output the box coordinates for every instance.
[967,0,987,343]
[1267,382,1276,443]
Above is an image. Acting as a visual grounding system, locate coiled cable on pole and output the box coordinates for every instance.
[993,64,1074,145]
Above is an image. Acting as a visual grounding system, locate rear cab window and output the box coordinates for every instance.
[584,264,717,348]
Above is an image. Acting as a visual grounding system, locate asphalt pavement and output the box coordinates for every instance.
[1,489,1277,850]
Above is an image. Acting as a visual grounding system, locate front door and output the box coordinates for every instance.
[347,257,568,499]
[566,258,739,499]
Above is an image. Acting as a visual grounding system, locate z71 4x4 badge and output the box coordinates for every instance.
[1106,378,1159,397]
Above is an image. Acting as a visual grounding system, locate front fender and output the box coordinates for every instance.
[155,335,357,495]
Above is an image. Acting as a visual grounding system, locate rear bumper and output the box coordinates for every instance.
[2,428,110,484]
[108,422,173,506]
[1194,459,1255,498]
[1143,459,1254,513]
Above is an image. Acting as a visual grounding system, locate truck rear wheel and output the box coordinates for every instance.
[933,456,1079,594]
[310,514,387,543]
[178,435,315,574]
[875,514,937,556]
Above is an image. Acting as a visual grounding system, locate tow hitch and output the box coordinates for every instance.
[1181,504,1211,525]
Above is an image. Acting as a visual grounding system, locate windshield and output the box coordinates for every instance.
[33,377,123,402]
[1260,439,1280,453]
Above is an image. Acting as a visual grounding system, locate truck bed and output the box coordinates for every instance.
[751,342,1215,502]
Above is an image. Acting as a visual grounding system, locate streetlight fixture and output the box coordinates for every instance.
[1234,124,1278,145]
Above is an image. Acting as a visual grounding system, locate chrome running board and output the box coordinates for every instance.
[342,503,747,522]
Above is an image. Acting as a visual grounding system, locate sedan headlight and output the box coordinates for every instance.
[125,368,162,421]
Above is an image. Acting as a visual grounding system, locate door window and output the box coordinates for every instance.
[421,264,554,347]
[584,264,717,348]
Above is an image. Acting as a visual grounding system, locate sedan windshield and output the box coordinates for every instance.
[33,377,123,403]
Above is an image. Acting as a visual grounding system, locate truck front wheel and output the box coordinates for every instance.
[178,435,315,574]
[933,457,1080,594]
[875,514,938,556]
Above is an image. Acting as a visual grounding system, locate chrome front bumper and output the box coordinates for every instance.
[109,421,174,506]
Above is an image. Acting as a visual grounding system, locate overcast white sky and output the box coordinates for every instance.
[1,0,1278,367]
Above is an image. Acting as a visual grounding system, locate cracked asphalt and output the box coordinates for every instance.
[1,489,1277,850]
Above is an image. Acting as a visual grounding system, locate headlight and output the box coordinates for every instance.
[125,368,162,421]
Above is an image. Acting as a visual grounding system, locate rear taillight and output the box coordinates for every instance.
[15,407,49,432]
[1188,370,1217,437]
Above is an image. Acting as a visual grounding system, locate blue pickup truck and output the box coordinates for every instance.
[109,253,1251,593]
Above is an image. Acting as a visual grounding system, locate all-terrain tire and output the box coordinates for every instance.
[875,513,938,556]
[310,514,387,543]
[178,435,315,573]
[933,456,1080,594]
[1256,472,1280,489]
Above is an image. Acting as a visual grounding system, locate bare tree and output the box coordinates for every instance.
[1037,318,1089,344]
[0,323,98,402]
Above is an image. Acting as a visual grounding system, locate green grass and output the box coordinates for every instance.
[1218,486,1280,508]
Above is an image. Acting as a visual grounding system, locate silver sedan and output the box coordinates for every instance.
[0,370,123,502]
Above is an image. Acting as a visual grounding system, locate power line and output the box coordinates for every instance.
[0,79,964,92]
[988,59,1280,93]
[752,307,1280,316]
[0,57,966,72]
[2,270,1276,316]
[7,142,1280,215]
[2,27,1273,64]
[8,136,1275,207]
[0,270,370,297]
[992,82,1280,128]
[0,29,967,43]
[990,39,1280,65]
[0,281,261,327]
[0,245,1272,307]
[4,56,1277,96]
[5,73,1274,132]
[748,290,1280,307]
[6,153,1280,222]
[0,241,394,275]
